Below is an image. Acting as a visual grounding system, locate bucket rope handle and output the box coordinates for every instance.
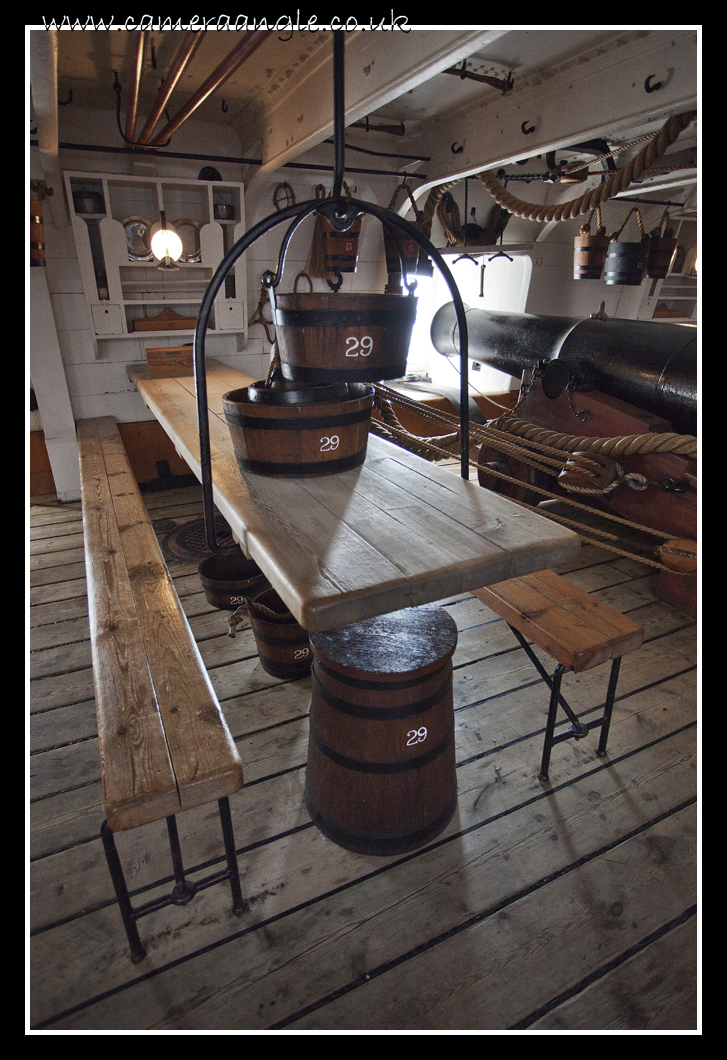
[249,281,275,345]
[293,270,314,292]
[610,206,646,242]
[227,597,295,636]
[650,207,674,239]
[580,205,604,236]
[388,180,424,222]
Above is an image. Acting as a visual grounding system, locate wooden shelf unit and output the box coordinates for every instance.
[63,171,247,356]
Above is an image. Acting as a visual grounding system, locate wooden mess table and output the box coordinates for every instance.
[128,359,581,632]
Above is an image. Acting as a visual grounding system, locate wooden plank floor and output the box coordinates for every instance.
[28,483,699,1031]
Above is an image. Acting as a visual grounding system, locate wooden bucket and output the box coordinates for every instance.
[646,236,679,279]
[603,207,648,286]
[383,230,420,277]
[306,606,459,855]
[573,209,609,279]
[603,240,648,285]
[319,216,362,276]
[222,380,375,477]
[197,550,268,611]
[646,208,679,279]
[273,291,418,383]
[30,197,46,267]
[246,588,312,678]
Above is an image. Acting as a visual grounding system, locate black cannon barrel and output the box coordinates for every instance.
[430,303,697,434]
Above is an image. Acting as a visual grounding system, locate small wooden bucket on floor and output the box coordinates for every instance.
[306,606,459,855]
[198,551,268,611]
[246,588,312,678]
[273,291,418,383]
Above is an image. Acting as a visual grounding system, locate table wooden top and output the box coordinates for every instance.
[129,360,580,631]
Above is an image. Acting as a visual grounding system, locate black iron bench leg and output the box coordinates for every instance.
[596,656,621,758]
[101,820,148,963]
[101,797,245,963]
[218,796,246,915]
[539,663,566,783]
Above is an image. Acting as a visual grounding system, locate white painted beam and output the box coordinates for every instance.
[29,270,81,501]
[409,29,698,201]
[253,29,507,179]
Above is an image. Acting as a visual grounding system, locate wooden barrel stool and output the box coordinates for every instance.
[306,606,459,856]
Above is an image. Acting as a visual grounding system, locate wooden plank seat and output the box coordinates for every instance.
[472,569,644,781]
[77,416,245,962]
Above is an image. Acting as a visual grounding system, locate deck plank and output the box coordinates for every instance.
[28,484,698,1032]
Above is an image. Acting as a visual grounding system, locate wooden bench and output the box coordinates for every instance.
[77,416,245,962]
[472,569,644,781]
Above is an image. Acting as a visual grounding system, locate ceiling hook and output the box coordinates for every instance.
[644,74,662,93]
[451,142,464,154]
[58,88,73,106]
[521,120,536,135]
[221,99,228,113]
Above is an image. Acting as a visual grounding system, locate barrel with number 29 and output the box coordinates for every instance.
[306,605,459,855]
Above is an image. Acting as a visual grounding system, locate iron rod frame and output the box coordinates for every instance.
[194,29,471,553]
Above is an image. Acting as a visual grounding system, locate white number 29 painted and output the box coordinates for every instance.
[320,435,340,452]
[345,335,373,357]
[406,727,428,746]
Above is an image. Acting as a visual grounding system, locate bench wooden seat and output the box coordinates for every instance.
[472,569,644,781]
[78,416,245,961]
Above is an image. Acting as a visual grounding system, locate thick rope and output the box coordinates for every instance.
[490,416,697,460]
[370,385,697,571]
[477,109,696,223]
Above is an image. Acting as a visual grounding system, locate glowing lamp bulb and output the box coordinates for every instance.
[150,223,183,262]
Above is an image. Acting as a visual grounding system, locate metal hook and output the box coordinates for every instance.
[221,99,228,113]
[453,253,479,265]
[644,74,662,93]
[58,88,73,106]
[451,142,464,154]
[488,250,513,262]
[521,121,536,135]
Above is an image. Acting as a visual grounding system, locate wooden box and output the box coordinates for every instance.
[144,344,194,379]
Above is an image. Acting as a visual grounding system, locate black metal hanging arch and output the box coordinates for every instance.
[193,31,470,554]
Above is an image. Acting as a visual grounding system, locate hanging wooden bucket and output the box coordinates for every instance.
[573,210,610,280]
[603,240,648,285]
[246,588,312,678]
[603,207,648,286]
[273,292,418,383]
[646,236,678,279]
[30,198,46,267]
[320,215,362,276]
[197,550,268,611]
[306,606,459,855]
[383,229,420,277]
[646,208,679,279]
[222,380,375,477]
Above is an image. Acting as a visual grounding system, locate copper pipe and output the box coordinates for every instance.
[149,30,271,146]
[136,31,205,146]
[124,31,148,144]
